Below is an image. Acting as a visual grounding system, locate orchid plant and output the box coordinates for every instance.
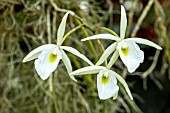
[81,6,162,73]
[70,5,162,100]
[22,11,93,81]
[23,5,162,101]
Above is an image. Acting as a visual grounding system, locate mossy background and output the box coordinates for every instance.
[0,0,170,113]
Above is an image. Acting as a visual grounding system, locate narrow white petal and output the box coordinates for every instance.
[69,66,106,76]
[120,5,127,39]
[112,92,118,100]
[110,71,133,100]
[60,49,77,82]
[81,34,120,41]
[57,12,70,46]
[97,70,119,100]
[34,48,62,80]
[107,50,119,69]
[96,42,117,66]
[60,46,94,66]
[125,38,162,50]
[22,44,56,63]
[118,40,144,73]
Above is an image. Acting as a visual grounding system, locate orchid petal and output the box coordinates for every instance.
[57,12,70,46]
[22,44,56,63]
[60,46,94,66]
[70,66,106,76]
[34,47,62,80]
[81,34,120,41]
[125,38,162,50]
[117,40,144,73]
[96,42,117,66]
[112,92,118,100]
[120,5,127,39]
[110,71,133,100]
[107,50,119,69]
[97,70,119,100]
[60,49,77,82]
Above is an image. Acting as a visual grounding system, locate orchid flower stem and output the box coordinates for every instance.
[96,39,107,66]
[96,27,119,37]
[75,18,98,62]
[61,24,84,45]
[102,100,106,113]
[34,73,52,98]
[107,49,119,69]
[51,74,58,113]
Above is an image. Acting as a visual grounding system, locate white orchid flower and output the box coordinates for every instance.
[70,66,133,100]
[81,5,162,73]
[23,12,93,81]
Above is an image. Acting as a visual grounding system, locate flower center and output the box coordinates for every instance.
[101,73,109,84]
[121,46,129,56]
[49,53,57,63]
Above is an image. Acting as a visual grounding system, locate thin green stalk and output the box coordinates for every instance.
[75,18,98,62]
[96,39,107,66]
[102,100,106,113]
[61,24,84,45]
[96,27,119,37]
[51,75,58,113]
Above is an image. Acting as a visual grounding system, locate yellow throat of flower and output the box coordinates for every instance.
[101,73,109,84]
[121,46,129,56]
[49,53,58,63]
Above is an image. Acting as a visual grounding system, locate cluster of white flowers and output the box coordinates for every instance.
[23,6,162,100]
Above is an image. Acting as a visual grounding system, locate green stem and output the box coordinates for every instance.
[75,18,98,62]
[96,27,119,37]
[51,75,58,113]
[61,24,84,45]
[102,100,106,113]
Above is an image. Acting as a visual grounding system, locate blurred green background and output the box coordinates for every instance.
[0,0,170,113]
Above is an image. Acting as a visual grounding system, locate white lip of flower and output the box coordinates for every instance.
[23,12,93,81]
[80,5,162,73]
[97,70,119,100]
[69,66,133,100]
